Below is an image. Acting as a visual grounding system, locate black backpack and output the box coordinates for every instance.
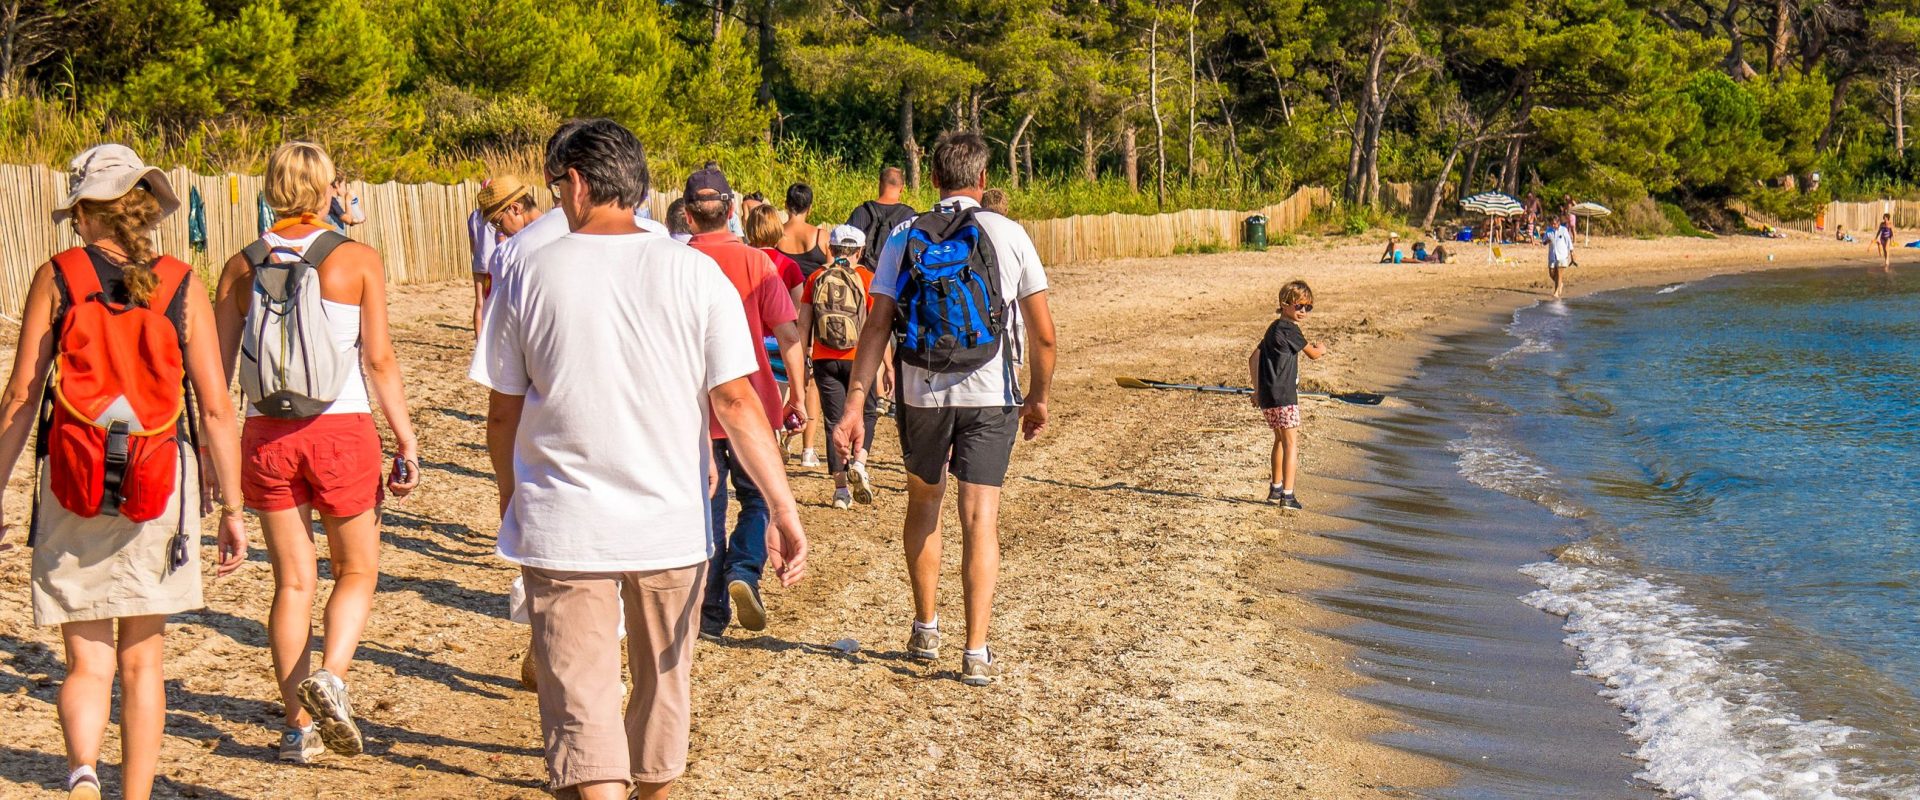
[851,201,916,271]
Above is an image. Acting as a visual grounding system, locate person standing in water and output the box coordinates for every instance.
[1878,213,1895,272]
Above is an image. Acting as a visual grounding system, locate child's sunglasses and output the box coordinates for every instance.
[1280,303,1313,313]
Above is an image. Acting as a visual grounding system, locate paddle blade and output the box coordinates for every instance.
[1115,377,1154,389]
[1330,392,1386,405]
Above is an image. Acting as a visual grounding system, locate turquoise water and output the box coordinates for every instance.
[1461,267,1920,797]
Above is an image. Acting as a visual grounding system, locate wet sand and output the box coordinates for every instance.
[0,231,1898,798]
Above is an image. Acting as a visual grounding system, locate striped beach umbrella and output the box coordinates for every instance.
[1461,191,1525,217]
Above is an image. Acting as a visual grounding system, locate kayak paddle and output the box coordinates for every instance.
[1115,376,1386,405]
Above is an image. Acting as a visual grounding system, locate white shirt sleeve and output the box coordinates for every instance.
[469,263,529,395]
[869,225,910,299]
[699,268,760,393]
[1009,225,1049,300]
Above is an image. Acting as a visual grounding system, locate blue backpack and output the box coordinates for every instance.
[894,205,1007,374]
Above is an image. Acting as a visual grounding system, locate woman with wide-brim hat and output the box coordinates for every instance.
[0,144,250,800]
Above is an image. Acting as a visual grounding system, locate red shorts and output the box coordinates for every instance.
[242,414,385,516]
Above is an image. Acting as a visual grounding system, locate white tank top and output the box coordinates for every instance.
[246,230,372,417]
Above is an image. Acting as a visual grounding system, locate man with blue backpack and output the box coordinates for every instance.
[829,131,1057,687]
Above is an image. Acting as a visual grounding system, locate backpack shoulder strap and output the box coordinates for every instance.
[241,238,274,269]
[300,230,350,268]
[148,256,194,312]
[51,247,102,301]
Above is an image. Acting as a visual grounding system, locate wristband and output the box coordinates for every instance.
[216,502,245,517]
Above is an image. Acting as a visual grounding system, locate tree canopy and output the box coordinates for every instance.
[4,0,1918,220]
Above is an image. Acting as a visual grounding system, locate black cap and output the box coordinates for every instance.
[684,167,732,200]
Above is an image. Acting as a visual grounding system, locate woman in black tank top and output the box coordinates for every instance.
[777,182,830,276]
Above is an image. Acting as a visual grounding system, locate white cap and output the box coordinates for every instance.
[830,224,866,248]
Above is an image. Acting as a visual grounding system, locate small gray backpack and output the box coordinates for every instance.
[238,232,354,418]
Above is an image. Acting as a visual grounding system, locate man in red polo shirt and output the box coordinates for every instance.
[684,166,808,638]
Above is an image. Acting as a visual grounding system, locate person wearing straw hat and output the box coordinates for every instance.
[0,144,250,800]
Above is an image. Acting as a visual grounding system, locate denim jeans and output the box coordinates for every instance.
[703,439,766,632]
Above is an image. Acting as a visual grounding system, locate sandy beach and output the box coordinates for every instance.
[0,230,1898,799]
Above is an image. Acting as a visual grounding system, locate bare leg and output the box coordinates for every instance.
[902,474,945,625]
[261,506,319,727]
[578,781,628,800]
[58,621,116,772]
[317,508,382,677]
[115,615,168,800]
[1280,427,1301,493]
[1269,430,1285,485]
[636,781,672,800]
[955,482,1002,651]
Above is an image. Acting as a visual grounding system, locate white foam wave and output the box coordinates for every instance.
[1446,422,1585,518]
[1492,302,1566,365]
[1657,283,1689,294]
[1523,562,1895,800]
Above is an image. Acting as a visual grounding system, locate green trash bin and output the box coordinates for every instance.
[1243,214,1269,250]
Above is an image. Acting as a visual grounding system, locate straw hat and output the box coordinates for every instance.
[52,144,180,223]
[477,176,535,221]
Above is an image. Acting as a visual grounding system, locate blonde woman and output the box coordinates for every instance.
[214,142,420,764]
[0,145,248,800]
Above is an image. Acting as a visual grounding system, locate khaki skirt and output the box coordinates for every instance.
[31,453,204,626]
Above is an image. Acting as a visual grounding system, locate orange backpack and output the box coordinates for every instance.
[40,247,194,524]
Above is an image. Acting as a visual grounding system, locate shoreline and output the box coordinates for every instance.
[1232,234,1911,795]
[0,231,1903,798]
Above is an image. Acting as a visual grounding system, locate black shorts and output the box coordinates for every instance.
[896,405,1019,487]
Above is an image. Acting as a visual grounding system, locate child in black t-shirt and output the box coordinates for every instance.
[1250,280,1326,509]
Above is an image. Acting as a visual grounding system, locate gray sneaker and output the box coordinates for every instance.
[729,579,767,632]
[279,725,324,764]
[960,649,1000,687]
[297,669,364,757]
[906,625,941,661]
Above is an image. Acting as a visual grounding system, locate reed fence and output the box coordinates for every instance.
[0,162,1329,313]
[1819,199,1920,235]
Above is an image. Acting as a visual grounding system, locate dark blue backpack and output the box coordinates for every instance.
[894,205,1006,374]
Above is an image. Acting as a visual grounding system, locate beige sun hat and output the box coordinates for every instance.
[52,144,180,223]
[476,176,535,222]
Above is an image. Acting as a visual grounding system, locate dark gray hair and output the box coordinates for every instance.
[686,196,729,232]
[543,118,650,208]
[931,131,990,191]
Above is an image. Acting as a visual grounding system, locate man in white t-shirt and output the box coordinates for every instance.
[471,118,809,800]
[830,131,1057,687]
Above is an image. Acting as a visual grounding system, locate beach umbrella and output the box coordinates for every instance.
[1571,202,1612,245]
[1461,191,1524,217]
[1461,192,1523,261]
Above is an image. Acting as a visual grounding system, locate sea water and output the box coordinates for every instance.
[1459,267,1920,798]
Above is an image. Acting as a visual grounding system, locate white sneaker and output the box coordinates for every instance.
[832,488,852,510]
[800,449,821,467]
[849,462,874,504]
[297,669,364,757]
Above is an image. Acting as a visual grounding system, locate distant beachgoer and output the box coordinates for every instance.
[1433,243,1452,263]
[830,131,1058,687]
[326,177,364,234]
[1523,192,1542,238]
[777,184,830,467]
[666,197,692,243]
[0,144,248,800]
[746,203,804,302]
[473,119,807,800]
[1412,241,1430,262]
[215,141,421,764]
[1250,280,1326,509]
[1546,219,1574,298]
[682,165,808,639]
[845,167,918,271]
[799,225,889,510]
[980,187,1010,217]
[1878,213,1894,271]
[776,183,831,277]
[1378,232,1401,264]
[469,200,497,340]
[1837,225,1855,243]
